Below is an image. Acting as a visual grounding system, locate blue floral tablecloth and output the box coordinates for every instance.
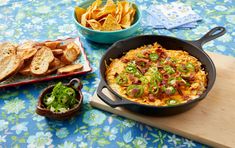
[0,0,234,147]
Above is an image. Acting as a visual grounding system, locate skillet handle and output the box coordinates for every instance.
[97,80,130,108]
[191,26,226,48]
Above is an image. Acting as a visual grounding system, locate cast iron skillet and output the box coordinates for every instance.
[97,26,226,116]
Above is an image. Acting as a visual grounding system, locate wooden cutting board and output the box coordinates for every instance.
[90,52,235,148]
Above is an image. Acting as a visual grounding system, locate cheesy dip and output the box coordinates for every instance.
[106,42,207,106]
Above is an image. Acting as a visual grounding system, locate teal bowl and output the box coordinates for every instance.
[73,0,141,44]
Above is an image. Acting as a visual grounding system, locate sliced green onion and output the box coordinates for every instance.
[186,63,195,71]
[140,76,149,84]
[166,99,178,106]
[164,65,175,74]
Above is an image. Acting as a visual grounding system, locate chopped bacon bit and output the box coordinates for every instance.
[163,74,169,79]
[114,73,118,77]
[121,58,129,63]
[136,58,149,64]
[148,94,155,102]
[161,80,167,85]
[143,50,151,56]
[131,88,139,96]
[183,95,190,100]
[128,74,135,81]
[133,80,141,85]
[137,65,148,74]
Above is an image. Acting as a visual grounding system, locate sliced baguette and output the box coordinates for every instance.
[17,41,36,51]
[30,46,54,75]
[19,63,31,76]
[61,44,80,64]
[44,41,61,49]
[0,55,23,82]
[17,48,37,60]
[66,42,81,55]
[46,58,64,75]
[57,64,83,74]
[0,42,17,61]
[51,49,63,56]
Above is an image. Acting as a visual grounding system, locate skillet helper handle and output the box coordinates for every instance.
[97,80,129,108]
[192,26,226,48]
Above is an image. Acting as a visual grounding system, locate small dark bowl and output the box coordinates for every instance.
[36,78,83,120]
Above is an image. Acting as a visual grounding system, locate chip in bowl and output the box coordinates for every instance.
[75,0,136,31]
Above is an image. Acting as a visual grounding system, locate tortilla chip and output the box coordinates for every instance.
[102,14,121,31]
[81,12,89,27]
[120,1,130,16]
[120,11,131,28]
[75,6,86,23]
[87,0,102,19]
[87,19,102,31]
[129,7,136,24]
[77,0,136,31]
[106,0,115,6]
[116,2,123,23]
[96,1,116,19]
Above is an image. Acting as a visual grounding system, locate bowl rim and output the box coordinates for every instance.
[73,1,142,34]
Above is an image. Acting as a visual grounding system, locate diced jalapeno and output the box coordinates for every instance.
[149,53,159,61]
[125,65,137,74]
[116,74,128,86]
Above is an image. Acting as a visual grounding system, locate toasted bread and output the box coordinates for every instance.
[0,42,17,60]
[66,42,81,55]
[0,55,23,82]
[44,41,61,49]
[57,63,83,74]
[46,58,64,75]
[19,63,31,76]
[30,46,54,75]
[51,49,63,56]
[57,44,67,50]
[17,48,37,60]
[61,45,79,64]
[17,41,36,51]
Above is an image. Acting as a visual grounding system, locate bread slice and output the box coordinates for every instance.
[17,48,37,60]
[17,41,36,51]
[19,63,31,76]
[51,49,63,56]
[46,58,64,75]
[44,41,61,49]
[66,42,81,55]
[0,55,23,82]
[30,46,54,75]
[0,42,17,61]
[57,63,83,74]
[61,43,80,64]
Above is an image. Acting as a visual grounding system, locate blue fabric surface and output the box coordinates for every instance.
[0,0,234,147]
